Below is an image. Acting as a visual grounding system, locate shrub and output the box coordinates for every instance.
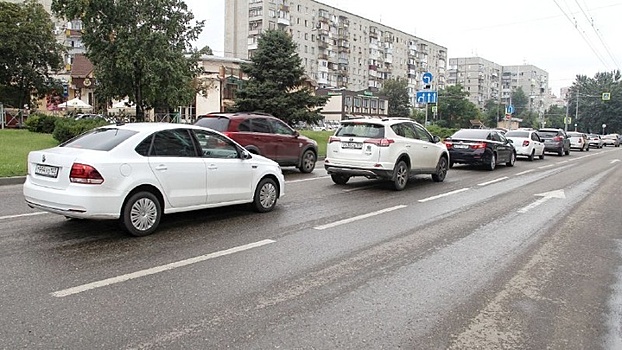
[427,125,458,140]
[52,118,110,143]
[24,114,59,134]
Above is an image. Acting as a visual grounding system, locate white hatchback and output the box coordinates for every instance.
[23,123,285,236]
[324,118,449,190]
[504,129,545,161]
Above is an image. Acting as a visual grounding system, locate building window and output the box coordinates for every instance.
[354,98,361,107]
[305,33,308,40]
[250,7,263,17]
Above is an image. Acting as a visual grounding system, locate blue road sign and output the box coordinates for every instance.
[416,91,438,104]
[422,72,433,85]
[506,105,515,114]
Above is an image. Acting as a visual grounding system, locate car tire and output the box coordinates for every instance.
[299,150,316,173]
[431,157,448,182]
[121,191,161,237]
[506,152,516,167]
[449,160,454,169]
[558,148,563,156]
[331,174,350,185]
[539,152,545,160]
[486,153,496,171]
[565,147,570,155]
[528,150,535,161]
[392,160,409,191]
[252,177,278,213]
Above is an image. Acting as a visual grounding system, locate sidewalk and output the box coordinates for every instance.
[0,176,25,186]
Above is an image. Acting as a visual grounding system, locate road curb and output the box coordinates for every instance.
[0,176,25,186]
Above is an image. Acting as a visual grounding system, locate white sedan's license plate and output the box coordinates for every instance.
[35,164,59,178]
[341,142,362,149]
[454,144,468,149]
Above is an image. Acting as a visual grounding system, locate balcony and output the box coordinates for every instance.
[277,17,290,26]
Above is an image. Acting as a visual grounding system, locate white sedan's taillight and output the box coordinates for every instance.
[70,163,104,184]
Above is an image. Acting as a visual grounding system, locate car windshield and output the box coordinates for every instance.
[450,129,490,139]
[567,132,581,137]
[195,115,230,132]
[336,122,385,138]
[505,131,529,137]
[61,128,138,151]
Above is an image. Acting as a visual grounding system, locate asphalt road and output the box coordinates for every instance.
[1,147,622,349]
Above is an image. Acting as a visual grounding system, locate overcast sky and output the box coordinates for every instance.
[189,0,622,96]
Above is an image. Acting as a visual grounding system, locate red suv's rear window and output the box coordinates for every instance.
[195,116,231,132]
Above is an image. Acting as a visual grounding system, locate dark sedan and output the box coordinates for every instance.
[444,129,516,171]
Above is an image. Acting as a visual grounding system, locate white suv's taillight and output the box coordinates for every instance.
[364,138,395,147]
[70,163,104,184]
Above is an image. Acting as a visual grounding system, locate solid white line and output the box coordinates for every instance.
[516,169,535,176]
[477,177,509,186]
[538,164,554,169]
[51,239,276,298]
[286,176,329,183]
[314,205,407,230]
[418,188,470,203]
[556,161,569,165]
[0,212,48,221]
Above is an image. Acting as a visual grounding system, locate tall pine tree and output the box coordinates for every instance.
[234,29,328,125]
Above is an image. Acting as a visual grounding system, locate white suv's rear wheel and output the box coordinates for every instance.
[393,160,409,191]
[431,157,448,182]
[331,174,350,185]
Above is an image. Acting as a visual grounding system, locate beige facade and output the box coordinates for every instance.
[447,57,502,109]
[224,0,447,108]
[449,58,550,113]
[194,56,247,115]
[316,89,388,121]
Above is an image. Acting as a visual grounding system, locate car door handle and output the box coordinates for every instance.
[406,145,411,148]
[154,165,167,171]
[207,164,218,170]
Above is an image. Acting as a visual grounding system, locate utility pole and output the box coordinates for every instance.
[575,91,579,130]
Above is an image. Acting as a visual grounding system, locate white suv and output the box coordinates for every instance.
[324,118,450,190]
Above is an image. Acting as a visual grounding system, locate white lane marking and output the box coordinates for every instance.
[516,169,535,176]
[51,239,276,298]
[0,212,48,221]
[517,189,566,214]
[538,164,554,169]
[612,159,621,164]
[477,177,509,186]
[556,160,569,164]
[286,176,329,183]
[418,188,470,203]
[314,205,407,230]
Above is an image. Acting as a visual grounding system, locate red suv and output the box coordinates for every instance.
[194,112,318,173]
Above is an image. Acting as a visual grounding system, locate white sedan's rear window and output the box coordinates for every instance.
[61,128,138,151]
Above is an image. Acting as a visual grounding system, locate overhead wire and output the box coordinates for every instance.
[552,0,611,70]
[573,0,621,70]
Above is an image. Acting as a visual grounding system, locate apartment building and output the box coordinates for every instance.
[224,0,447,107]
[447,57,502,109]
[448,57,550,112]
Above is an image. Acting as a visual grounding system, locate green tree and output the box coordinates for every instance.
[52,0,205,121]
[483,99,503,127]
[437,84,481,128]
[0,0,64,108]
[510,87,529,116]
[569,71,622,134]
[199,45,213,55]
[380,78,410,117]
[233,29,328,125]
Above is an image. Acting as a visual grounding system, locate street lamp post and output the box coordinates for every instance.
[602,123,606,135]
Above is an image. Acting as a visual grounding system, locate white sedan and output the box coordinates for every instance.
[23,123,285,236]
[504,129,545,161]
